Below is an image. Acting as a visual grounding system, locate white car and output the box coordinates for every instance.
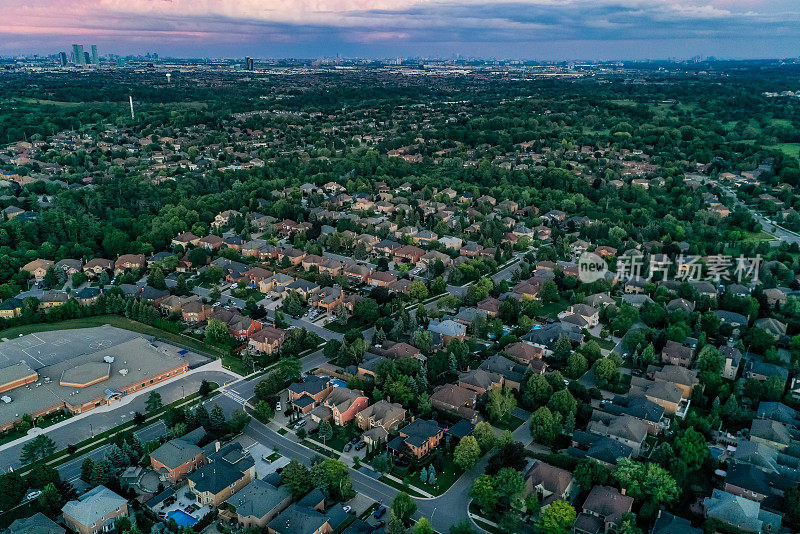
[342,506,352,513]
[276,402,282,411]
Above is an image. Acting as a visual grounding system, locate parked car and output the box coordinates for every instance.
[342,506,352,513]
[351,437,360,444]
[374,506,386,519]
[276,402,282,411]
[294,419,306,430]
[343,443,353,452]
[355,441,366,451]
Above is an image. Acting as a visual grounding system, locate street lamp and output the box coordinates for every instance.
[89,423,93,437]
[181,385,185,399]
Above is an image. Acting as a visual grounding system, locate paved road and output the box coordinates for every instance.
[710,179,800,246]
[58,421,167,484]
[0,369,235,469]
[243,420,479,531]
[491,254,523,284]
[204,349,329,418]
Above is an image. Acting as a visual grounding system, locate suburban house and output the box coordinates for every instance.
[309,387,369,426]
[393,245,425,264]
[61,485,128,534]
[287,375,333,414]
[267,489,331,534]
[650,511,702,534]
[8,513,65,534]
[355,400,406,433]
[387,419,444,460]
[458,369,504,395]
[573,485,634,534]
[188,442,255,506]
[428,319,467,346]
[232,479,292,529]
[149,427,207,483]
[587,414,648,456]
[525,460,577,507]
[430,384,480,422]
[703,489,781,533]
[661,341,694,367]
[248,326,287,355]
[503,342,543,365]
[478,354,529,390]
[114,254,146,275]
[21,259,53,281]
[83,258,114,278]
[562,304,600,327]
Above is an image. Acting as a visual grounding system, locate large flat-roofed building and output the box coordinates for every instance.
[0,337,190,431]
[0,362,39,394]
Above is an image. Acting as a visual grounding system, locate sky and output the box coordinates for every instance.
[1,0,799,60]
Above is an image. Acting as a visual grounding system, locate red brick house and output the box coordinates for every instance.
[393,245,425,264]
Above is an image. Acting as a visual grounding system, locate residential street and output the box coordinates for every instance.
[0,365,237,469]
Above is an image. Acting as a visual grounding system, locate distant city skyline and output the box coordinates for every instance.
[0,0,798,60]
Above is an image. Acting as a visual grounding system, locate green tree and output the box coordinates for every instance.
[21,435,56,464]
[392,491,417,523]
[204,318,231,345]
[573,458,609,489]
[539,280,558,303]
[449,520,477,534]
[529,407,562,444]
[254,400,273,423]
[282,291,305,317]
[566,352,588,378]
[613,459,679,506]
[145,392,163,413]
[548,389,577,418]
[0,472,26,510]
[486,386,517,423]
[470,475,497,511]
[453,435,482,470]
[408,280,429,300]
[523,374,553,408]
[38,482,63,516]
[537,500,577,534]
[281,460,312,497]
[552,334,572,362]
[318,420,334,445]
[414,518,435,534]
[674,427,707,469]
[277,357,302,382]
[310,458,354,500]
[473,421,496,452]
[494,467,525,509]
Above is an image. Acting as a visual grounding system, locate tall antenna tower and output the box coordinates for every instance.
[129,95,135,120]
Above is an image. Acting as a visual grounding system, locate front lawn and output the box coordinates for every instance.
[222,355,253,376]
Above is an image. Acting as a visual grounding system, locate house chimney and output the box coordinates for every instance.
[620,488,626,495]
[215,441,221,452]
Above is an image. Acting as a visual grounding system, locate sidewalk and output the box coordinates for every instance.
[0,358,234,455]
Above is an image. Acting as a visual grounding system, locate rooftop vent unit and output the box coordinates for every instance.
[1,396,12,403]
[104,356,115,364]
[119,369,128,376]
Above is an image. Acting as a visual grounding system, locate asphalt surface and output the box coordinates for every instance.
[0,369,235,469]
[710,179,800,246]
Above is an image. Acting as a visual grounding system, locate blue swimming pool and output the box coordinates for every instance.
[167,510,198,527]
